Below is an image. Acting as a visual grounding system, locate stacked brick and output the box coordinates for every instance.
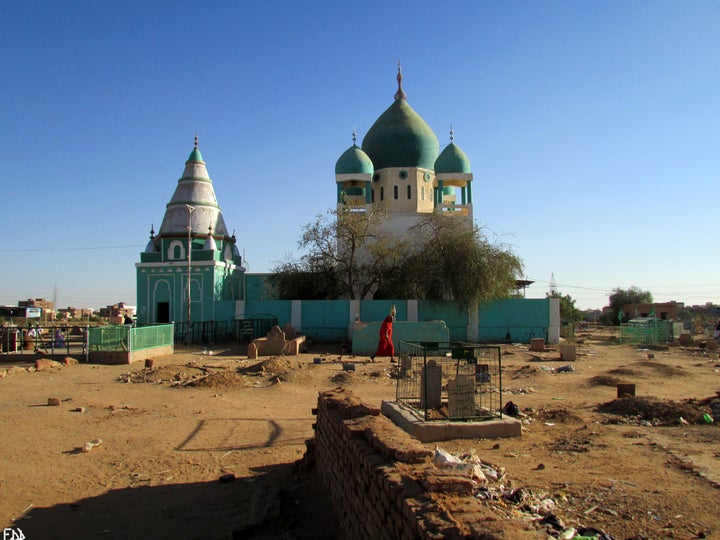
[306,387,544,540]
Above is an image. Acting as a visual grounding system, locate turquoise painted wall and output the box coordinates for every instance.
[301,300,350,342]
[245,274,274,302]
[477,298,550,343]
[244,300,293,325]
[418,301,468,341]
[359,300,406,323]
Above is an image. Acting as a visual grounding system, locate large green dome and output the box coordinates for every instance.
[335,144,374,175]
[434,142,471,174]
[361,99,439,170]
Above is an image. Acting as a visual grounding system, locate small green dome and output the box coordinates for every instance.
[362,99,439,170]
[335,144,374,175]
[434,142,471,174]
[187,147,204,163]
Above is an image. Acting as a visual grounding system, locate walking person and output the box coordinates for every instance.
[371,306,396,362]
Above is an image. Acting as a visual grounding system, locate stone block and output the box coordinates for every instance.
[530,338,545,352]
[560,344,577,361]
[617,383,636,398]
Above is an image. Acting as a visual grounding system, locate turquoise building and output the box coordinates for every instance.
[135,137,245,327]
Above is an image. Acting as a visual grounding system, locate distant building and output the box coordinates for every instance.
[57,307,94,320]
[98,302,135,320]
[18,298,55,320]
[18,298,54,311]
[622,301,683,321]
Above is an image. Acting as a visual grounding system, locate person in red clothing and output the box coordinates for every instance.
[371,307,395,362]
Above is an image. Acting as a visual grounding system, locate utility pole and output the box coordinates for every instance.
[186,205,196,331]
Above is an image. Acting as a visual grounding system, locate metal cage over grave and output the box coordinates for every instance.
[395,341,503,422]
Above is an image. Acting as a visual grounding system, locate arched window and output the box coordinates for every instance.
[407,185,411,199]
[380,187,384,201]
[393,185,398,199]
[168,240,185,260]
[421,186,425,200]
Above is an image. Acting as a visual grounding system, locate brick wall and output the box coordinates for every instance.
[303,388,544,540]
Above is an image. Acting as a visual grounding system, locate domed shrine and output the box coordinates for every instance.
[335,65,474,236]
[135,137,245,327]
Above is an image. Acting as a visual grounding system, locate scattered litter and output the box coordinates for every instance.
[503,401,519,416]
[82,438,103,453]
[72,407,86,413]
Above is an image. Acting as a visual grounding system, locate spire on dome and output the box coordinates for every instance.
[203,224,217,251]
[394,61,407,101]
[450,125,454,142]
[194,132,199,149]
[352,127,357,145]
[149,224,155,239]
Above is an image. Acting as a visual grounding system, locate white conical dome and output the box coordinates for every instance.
[158,140,230,238]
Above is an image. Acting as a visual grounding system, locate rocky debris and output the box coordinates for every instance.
[35,359,62,371]
[431,447,614,539]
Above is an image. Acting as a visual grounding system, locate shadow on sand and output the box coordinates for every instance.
[12,463,339,540]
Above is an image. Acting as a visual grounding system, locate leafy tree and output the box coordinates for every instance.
[603,286,654,325]
[547,291,583,323]
[398,214,523,309]
[271,208,523,307]
[267,257,341,300]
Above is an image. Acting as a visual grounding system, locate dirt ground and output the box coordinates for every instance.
[1,329,720,539]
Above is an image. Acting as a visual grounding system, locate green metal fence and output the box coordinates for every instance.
[131,324,174,351]
[88,324,174,352]
[619,318,672,345]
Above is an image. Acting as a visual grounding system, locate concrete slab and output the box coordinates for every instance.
[381,400,522,443]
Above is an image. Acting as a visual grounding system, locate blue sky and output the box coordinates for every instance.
[1,1,718,310]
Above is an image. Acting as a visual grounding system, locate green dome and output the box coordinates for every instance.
[434,142,471,174]
[335,144,374,175]
[362,99,439,170]
[187,147,204,163]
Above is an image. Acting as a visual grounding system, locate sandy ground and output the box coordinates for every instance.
[1,330,720,539]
